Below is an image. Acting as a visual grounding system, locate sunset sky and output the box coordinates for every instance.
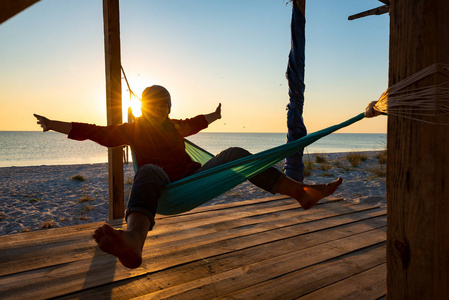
[0,0,389,133]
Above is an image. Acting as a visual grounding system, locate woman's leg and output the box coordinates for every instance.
[198,147,342,210]
[125,164,171,230]
[93,164,170,269]
[198,147,285,193]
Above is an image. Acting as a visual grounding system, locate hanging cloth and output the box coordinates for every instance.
[134,113,365,216]
[285,0,307,181]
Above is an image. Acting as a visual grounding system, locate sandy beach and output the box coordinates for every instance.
[0,151,386,236]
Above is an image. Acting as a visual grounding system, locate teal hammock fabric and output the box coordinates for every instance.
[133,113,365,215]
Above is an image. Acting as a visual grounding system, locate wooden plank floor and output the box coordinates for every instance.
[0,195,387,299]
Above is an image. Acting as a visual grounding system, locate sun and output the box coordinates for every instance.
[122,94,142,121]
[128,97,142,118]
[121,74,155,121]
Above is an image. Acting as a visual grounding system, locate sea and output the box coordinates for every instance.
[0,131,386,168]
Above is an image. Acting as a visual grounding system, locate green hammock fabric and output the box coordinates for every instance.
[183,139,214,165]
[138,112,365,216]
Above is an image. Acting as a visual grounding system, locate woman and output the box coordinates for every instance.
[34,85,342,269]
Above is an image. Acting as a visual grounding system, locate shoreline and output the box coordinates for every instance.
[0,151,386,236]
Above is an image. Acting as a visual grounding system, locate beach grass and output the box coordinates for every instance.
[369,165,386,177]
[303,154,314,177]
[332,161,343,168]
[82,205,95,212]
[79,195,94,203]
[314,153,328,164]
[318,162,332,171]
[71,174,85,182]
[375,150,387,164]
[227,191,243,198]
[320,172,335,177]
[346,152,368,167]
[41,220,54,229]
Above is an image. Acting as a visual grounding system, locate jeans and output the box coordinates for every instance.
[125,147,286,230]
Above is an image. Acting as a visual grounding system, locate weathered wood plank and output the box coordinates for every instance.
[56,216,386,299]
[155,197,341,226]
[141,228,386,299]
[219,244,386,299]
[299,264,387,300]
[0,204,384,280]
[159,194,293,218]
[0,218,124,249]
[0,198,343,261]
[0,200,381,276]
[0,206,385,299]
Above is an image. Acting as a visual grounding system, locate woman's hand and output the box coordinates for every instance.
[204,103,222,125]
[214,103,222,120]
[34,114,51,131]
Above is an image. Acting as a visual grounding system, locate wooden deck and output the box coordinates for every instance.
[0,196,387,299]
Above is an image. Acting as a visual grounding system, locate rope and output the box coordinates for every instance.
[370,63,449,125]
[121,66,141,100]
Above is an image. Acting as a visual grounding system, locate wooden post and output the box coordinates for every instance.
[103,0,124,220]
[387,0,449,298]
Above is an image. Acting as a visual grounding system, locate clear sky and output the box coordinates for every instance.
[0,0,389,133]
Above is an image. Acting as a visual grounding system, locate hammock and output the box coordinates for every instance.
[132,112,365,216]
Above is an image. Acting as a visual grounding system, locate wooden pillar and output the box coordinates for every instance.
[387,0,449,298]
[103,0,124,220]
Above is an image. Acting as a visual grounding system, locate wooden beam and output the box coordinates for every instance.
[387,0,449,298]
[378,0,390,5]
[0,0,40,24]
[103,0,124,220]
[348,5,389,21]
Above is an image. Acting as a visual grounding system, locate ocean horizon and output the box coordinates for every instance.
[0,131,386,168]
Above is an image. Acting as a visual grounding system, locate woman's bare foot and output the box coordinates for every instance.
[277,176,343,210]
[294,177,343,210]
[93,224,144,269]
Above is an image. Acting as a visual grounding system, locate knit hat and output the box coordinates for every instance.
[141,85,171,113]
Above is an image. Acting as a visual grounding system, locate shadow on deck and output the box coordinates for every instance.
[0,196,386,299]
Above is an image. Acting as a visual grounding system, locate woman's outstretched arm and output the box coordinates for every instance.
[203,103,221,125]
[34,114,72,135]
